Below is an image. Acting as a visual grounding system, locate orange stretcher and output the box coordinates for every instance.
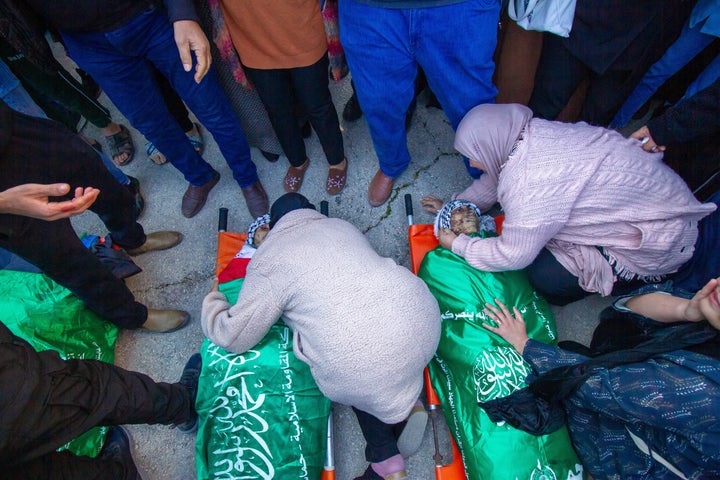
[404,194,504,480]
[215,205,336,480]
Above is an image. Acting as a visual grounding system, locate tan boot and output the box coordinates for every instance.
[142,309,190,333]
[126,231,183,256]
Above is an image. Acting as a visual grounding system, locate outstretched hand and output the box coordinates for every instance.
[483,299,530,354]
[0,183,99,220]
[421,195,444,215]
[685,277,719,322]
[630,125,666,153]
[174,20,211,83]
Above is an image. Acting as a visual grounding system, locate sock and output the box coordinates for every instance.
[371,454,405,477]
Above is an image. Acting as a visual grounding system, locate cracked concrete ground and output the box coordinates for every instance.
[70,75,612,479]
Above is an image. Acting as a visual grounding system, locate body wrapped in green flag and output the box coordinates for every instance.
[195,277,331,480]
[0,269,118,458]
[418,234,585,480]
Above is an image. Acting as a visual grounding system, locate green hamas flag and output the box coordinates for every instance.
[418,235,586,480]
[195,277,331,480]
[0,270,118,458]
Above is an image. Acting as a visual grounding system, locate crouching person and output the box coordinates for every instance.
[483,276,720,479]
[0,320,201,479]
[202,193,441,480]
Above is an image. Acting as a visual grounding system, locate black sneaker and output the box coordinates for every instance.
[125,176,145,219]
[175,353,202,433]
[100,426,143,479]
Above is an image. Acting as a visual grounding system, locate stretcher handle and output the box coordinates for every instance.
[218,207,228,233]
[320,200,329,217]
[405,193,414,226]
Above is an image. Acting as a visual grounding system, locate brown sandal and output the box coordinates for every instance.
[283,159,310,193]
[326,158,348,195]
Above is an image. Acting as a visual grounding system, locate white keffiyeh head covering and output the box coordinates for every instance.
[434,200,496,237]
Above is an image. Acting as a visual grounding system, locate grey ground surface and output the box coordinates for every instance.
[69,75,621,480]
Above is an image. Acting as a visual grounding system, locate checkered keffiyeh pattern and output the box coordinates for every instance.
[245,214,271,248]
[433,200,496,238]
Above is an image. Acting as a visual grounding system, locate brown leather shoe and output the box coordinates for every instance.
[368,169,395,207]
[241,180,269,218]
[326,158,348,195]
[126,231,183,256]
[283,159,310,193]
[182,170,220,218]
[142,309,190,333]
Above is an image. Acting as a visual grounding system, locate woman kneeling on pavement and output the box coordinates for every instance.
[423,103,716,305]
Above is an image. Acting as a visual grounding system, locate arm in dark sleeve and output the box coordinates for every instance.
[522,339,590,375]
[163,0,200,23]
[647,77,720,145]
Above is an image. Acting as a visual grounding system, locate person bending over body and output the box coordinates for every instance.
[483,276,720,479]
[202,193,441,480]
[422,103,716,305]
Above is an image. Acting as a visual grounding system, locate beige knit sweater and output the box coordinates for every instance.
[453,118,716,295]
[202,209,441,424]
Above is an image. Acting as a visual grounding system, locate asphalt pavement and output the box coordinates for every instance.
[71,75,613,480]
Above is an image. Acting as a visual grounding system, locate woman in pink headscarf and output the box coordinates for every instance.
[422,103,716,305]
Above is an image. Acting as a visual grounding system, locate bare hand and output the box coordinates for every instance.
[174,20,211,83]
[483,299,530,354]
[209,278,219,293]
[421,195,444,215]
[0,183,99,220]
[630,125,666,153]
[437,228,457,250]
[685,277,719,322]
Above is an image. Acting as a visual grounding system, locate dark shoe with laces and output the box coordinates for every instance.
[175,353,202,434]
[182,170,220,218]
[125,176,145,219]
[100,426,144,479]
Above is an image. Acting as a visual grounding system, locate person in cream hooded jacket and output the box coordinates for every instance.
[202,193,441,479]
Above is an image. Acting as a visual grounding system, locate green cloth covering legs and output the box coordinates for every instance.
[0,270,119,458]
[418,234,586,480]
[195,277,331,480]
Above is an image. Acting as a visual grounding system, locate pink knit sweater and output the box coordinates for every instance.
[453,118,716,296]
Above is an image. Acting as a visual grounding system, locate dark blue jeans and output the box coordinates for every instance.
[339,0,500,178]
[61,9,258,187]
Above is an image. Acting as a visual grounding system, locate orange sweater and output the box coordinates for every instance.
[219,0,328,69]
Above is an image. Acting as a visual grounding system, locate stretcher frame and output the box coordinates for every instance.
[405,194,504,480]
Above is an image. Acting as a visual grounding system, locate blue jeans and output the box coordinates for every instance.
[61,9,258,187]
[0,61,46,118]
[610,19,720,128]
[339,0,500,178]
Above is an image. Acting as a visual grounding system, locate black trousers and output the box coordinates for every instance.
[352,407,402,463]
[245,54,344,167]
[0,322,192,479]
[0,103,148,328]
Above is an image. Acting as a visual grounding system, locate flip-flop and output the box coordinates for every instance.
[187,122,204,154]
[145,141,167,165]
[106,124,135,166]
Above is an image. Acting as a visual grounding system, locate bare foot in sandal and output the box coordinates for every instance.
[101,122,135,166]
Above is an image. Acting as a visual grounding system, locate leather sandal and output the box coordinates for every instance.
[106,124,135,166]
[326,158,348,195]
[283,159,310,193]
